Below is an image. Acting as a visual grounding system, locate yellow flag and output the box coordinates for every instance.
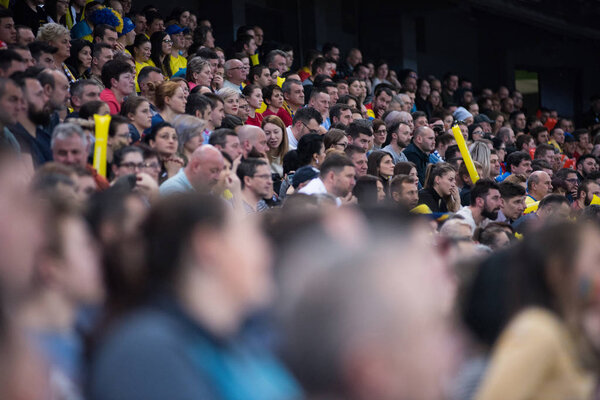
[591,195,600,205]
[93,114,111,178]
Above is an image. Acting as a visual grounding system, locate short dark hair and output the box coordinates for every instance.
[577,154,597,168]
[145,10,163,25]
[293,106,322,126]
[534,144,555,160]
[390,174,414,194]
[470,179,500,204]
[101,59,134,88]
[344,144,366,158]
[506,151,531,173]
[346,120,373,139]
[249,64,268,84]
[143,193,227,287]
[221,114,243,130]
[320,153,355,177]
[29,41,57,61]
[137,65,162,87]
[185,93,211,116]
[280,77,300,93]
[262,84,282,104]
[530,126,549,143]
[531,159,552,172]
[208,128,238,147]
[538,193,569,210]
[195,47,218,60]
[236,157,268,189]
[108,115,129,138]
[498,181,526,199]
[93,24,117,41]
[113,145,143,166]
[297,133,324,166]
[329,103,351,123]
[92,42,113,58]
[373,85,393,99]
[0,50,23,73]
[577,179,598,199]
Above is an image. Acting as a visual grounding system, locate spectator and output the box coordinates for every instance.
[404,126,436,186]
[418,162,459,213]
[99,59,135,114]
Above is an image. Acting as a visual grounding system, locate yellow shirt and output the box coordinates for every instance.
[476,308,594,400]
[135,60,152,92]
[169,54,187,77]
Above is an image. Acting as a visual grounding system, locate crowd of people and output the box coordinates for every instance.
[0,1,600,399]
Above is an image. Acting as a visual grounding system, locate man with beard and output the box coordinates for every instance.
[456,179,502,234]
[237,125,268,158]
[237,157,272,213]
[10,71,52,166]
[572,180,600,212]
[382,120,411,164]
[38,69,70,132]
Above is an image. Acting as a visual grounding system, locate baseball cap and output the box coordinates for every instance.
[292,166,319,189]
[165,24,184,35]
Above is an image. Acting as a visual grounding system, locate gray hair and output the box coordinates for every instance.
[186,57,210,82]
[51,123,88,149]
[264,49,287,67]
[216,87,239,101]
[469,140,491,178]
[172,114,205,153]
[37,23,70,43]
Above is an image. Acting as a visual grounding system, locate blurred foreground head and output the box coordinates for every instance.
[279,222,456,400]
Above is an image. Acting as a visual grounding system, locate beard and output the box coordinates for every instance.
[28,105,51,127]
[482,207,499,220]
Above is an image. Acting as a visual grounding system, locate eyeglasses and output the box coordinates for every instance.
[301,121,319,134]
[143,162,161,169]
[120,162,144,170]
[335,142,347,149]
[163,39,173,44]
[229,67,244,70]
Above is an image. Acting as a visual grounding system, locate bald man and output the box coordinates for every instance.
[222,59,246,93]
[237,125,269,158]
[525,170,552,205]
[160,145,224,195]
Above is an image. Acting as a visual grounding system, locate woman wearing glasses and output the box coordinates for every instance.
[148,31,173,78]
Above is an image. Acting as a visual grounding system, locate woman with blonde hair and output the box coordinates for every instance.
[152,81,187,126]
[262,115,288,179]
[216,87,240,116]
[37,23,73,82]
[470,140,491,178]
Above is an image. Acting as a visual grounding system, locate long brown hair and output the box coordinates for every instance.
[262,115,288,164]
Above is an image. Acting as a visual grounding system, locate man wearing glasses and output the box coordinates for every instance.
[237,157,272,213]
[223,58,247,93]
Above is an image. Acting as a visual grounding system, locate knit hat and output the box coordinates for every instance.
[453,107,473,123]
[119,17,135,36]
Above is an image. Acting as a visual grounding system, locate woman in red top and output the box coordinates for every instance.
[261,84,292,125]
[243,84,263,127]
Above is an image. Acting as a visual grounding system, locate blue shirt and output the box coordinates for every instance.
[89,295,301,400]
[159,167,192,195]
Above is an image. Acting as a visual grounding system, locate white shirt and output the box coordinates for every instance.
[287,126,298,150]
[298,178,342,206]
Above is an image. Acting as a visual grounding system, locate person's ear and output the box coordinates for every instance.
[43,83,52,97]
[391,191,401,202]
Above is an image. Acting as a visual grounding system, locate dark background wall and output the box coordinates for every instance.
[142,0,600,119]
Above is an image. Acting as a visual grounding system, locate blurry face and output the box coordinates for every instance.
[310,92,330,115]
[513,160,532,176]
[268,89,283,109]
[435,171,456,197]
[247,88,263,109]
[0,81,23,126]
[149,19,165,35]
[130,101,152,129]
[0,17,16,44]
[52,135,88,167]
[246,164,272,198]
[222,134,242,159]
[263,122,283,150]
[353,133,372,151]
[337,109,353,126]
[285,83,304,106]
[135,41,151,62]
[376,180,386,202]
[151,126,178,156]
[417,128,436,152]
[255,67,271,88]
[114,151,143,178]
[166,87,187,114]
[224,95,239,115]
[142,156,161,182]
[379,154,394,177]
[502,195,526,221]
[273,55,287,74]
[373,125,387,146]
[194,65,213,86]
[57,217,104,305]
[110,123,131,150]
[161,34,173,55]
[210,101,224,128]
[331,166,356,197]
[50,34,71,61]
[78,46,92,69]
[100,29,118,49]
[16,27,34,45]
[350,152,368,177]
[113,70,135,96]
[349,80,361,97]
[489,154,500,176]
